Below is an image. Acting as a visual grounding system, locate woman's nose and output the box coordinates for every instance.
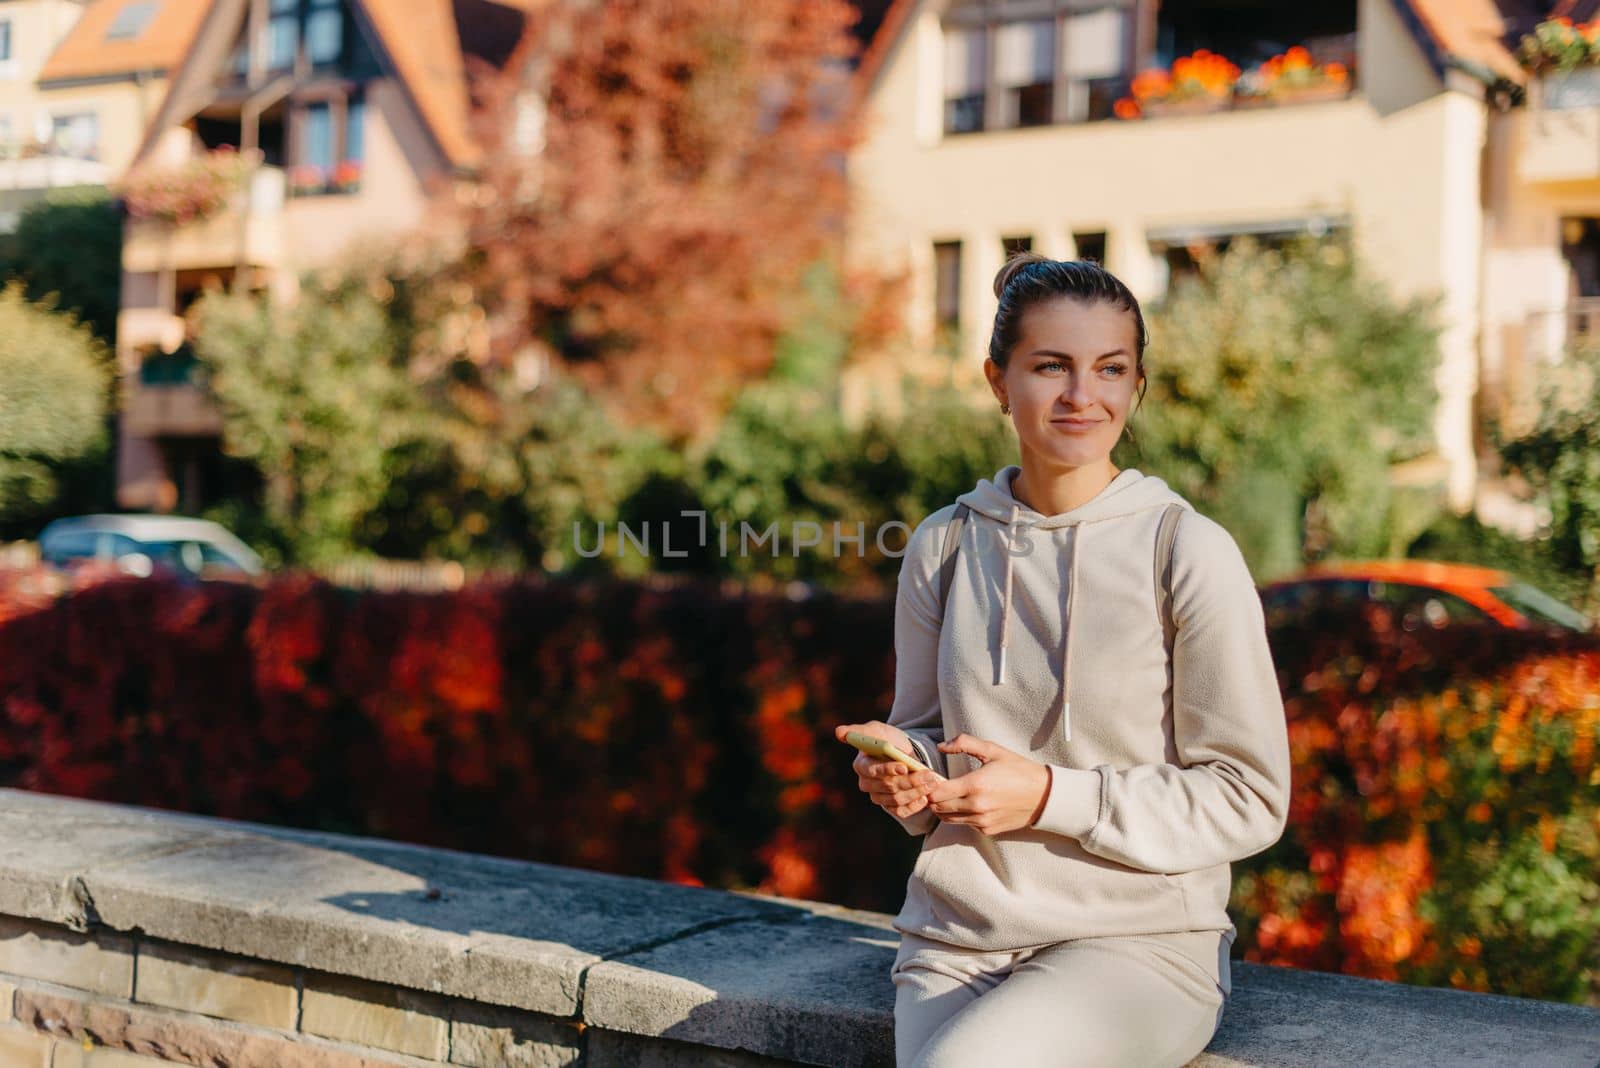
[1061,373,1094,407]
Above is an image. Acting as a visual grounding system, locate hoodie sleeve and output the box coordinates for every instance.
[1031,511,1291,873]
[881,512,954,837]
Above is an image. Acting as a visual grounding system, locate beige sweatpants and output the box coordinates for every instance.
[892,927,1232,1068]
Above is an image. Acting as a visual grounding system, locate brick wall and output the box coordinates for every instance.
[0,915,587,1068]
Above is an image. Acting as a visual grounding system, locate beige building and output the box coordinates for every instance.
[113,0,532,512]
[0,0,204,227]
[0,0,97,227]
[843,0,1579,528]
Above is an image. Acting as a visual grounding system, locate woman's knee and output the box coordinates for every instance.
[908,939,1224,1068]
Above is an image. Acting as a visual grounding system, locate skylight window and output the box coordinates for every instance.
[107,1,159,41]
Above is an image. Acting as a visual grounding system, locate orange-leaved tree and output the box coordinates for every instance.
[452,0,879,442]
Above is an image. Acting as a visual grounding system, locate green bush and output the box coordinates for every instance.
[1131,235,1444,581]
[1493,345,1600,611]
[0,188,122,347]
[0,282,112,529]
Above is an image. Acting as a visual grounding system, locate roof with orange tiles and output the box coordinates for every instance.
[359,0,479,168]
[39,0,212,83]
[122,0,534,173]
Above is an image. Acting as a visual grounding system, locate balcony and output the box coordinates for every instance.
[0,148,109,231]
[0,148,108,191]
[123,347,223,438]
[123,164,286,274]
[1519,70,1600,185]
[1520,297,1600,373]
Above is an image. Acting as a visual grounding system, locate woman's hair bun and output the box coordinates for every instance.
[993,251,1050,299]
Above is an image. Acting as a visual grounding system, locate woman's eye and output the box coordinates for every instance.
[1103,365,1127,377]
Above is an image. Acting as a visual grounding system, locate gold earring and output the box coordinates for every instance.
[1000,402,1011,415]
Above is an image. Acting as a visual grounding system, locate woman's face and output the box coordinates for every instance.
[989,297,1144,469]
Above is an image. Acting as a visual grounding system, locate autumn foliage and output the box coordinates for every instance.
[451,0,878,441]
[2,568,1597,1002]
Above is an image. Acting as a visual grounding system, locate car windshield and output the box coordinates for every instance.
[138,540,245,574]
[1488,581,1593,632]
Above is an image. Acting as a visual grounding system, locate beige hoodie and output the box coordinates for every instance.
[885,464,1291,952]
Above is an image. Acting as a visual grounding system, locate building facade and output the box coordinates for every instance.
[843,0,1563,526]
[112,0,529,512]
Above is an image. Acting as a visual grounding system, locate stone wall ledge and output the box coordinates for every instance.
[0,787,1595,1067]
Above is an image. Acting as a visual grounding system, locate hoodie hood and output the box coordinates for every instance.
[954,465,1187,742]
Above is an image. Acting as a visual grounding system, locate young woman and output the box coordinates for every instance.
[835,253,1292,1067]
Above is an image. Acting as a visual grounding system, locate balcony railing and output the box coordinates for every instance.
[123,164,286,274]
[1524,297,1600,364]
[0,146,108,194]
[122,376,223,438]
[1520,70,1600,183]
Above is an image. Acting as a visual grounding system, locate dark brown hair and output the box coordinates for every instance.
[988,252,1150,415]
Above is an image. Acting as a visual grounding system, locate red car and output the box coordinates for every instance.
[1259,560,1594,635]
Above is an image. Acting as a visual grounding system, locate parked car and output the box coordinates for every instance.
[37,514,265,582]
[1259,560,1593,635]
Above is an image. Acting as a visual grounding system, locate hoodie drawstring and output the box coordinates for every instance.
[996,502,1017,686]
[993,508,1079,744]
[1061,522,1079,742]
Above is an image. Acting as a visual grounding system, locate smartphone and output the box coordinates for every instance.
[844,730,941,776]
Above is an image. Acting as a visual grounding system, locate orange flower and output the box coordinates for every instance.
[1131,69,1171,100]
[1113,97,1141,119]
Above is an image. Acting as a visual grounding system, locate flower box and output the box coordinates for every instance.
[1139,96,1230,118]
[119,147,257,226]
[1235,82,1351,109]
[1538,66,1600,110]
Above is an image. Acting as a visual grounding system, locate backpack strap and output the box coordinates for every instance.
[936,502,970,621]
[1154,503,1184,650]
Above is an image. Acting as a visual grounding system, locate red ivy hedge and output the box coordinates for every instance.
[1,567,1596,1002]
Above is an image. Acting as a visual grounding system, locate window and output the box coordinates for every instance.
[1073,230,1107,265]
[268,0,297,70]
[305,0,343,64]
[0,19,14,79]
[943,26,986,134]
[345,94,364,160]
[942,1,1134,134]
[1371,582,1493,632]
[1059,8,1128,124]
[933,240,963,350]
[51,113,99,160]
[303,102,333,170]
[266,0,347,72]
[107,1,160,41]
[1001,234,1032,257]
[1489,581,1593,633]
[996,19,1053,127]
[289,91,365,195]
[1260,578,1370,625]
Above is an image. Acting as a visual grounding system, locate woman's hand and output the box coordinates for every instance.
[834,721,939,820]
[924,734,1051,836]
